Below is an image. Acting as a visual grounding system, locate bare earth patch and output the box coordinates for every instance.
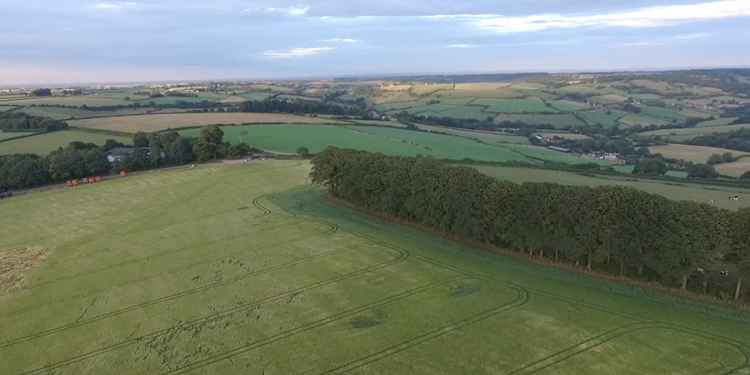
[0,247,49,293]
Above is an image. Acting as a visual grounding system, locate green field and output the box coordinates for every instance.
[1,161,748,374]
[697,117,739,128]
[472,98,553,113]
[578,110,627,128]
[416,124,530,145]
[473,165,750,210]
[184,124,531,162]
[1,96,133,107]
[181,124,609,165]
[0,130,131,155]
[495,114,585,129]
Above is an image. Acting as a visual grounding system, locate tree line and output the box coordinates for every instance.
[311,147,750,302]
[0,125,255,192]
[688,128,750,153]
[239,98,365,117]
[0,112,68,132]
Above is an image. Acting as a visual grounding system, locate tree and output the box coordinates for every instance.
[297,146,310,157]
[133,132,149,148]
[687,163,719,179]
[228,143,252,159]
[707,154,724,165]
[193,126,224,161]
[633,158,667,176]
[740,171,750,180]
[730,209,750,301]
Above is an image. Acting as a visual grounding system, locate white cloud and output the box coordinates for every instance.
[426,0,750,33]
[262,47,334,59]
[624,32,713,47]
[320,38,358,44]
[673,32,713,40]
[93,1,137,10]
[250,6,310,17]
[446,44,479,49]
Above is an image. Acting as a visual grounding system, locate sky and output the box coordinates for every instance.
[1,0,750,85]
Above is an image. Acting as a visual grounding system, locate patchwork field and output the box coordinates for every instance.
[473,164,750,210]
[649,144,750,164]
[0,130,131,155]
[70,113,341,133]
[1,161,748,375]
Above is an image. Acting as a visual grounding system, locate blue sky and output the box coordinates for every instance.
[1,0,749,84]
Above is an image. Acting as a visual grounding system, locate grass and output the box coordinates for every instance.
[1,96,132,107]
[1,161,748,374]
[181,124,532,163]
[548,100,590,112]
[716,159,750,178]
[70,113,341,133]
[474,164,750,210]
[495,114,585,129]
[649,144,750,164]
[0,130,131,155]
[697,117,739,128]
[416,124,530,145]
[578,110,626,128]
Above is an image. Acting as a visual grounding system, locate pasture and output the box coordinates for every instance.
[0,130,131,155]
[471,98,552,113]
[70,113,341,133]
[649,144,750,164]
[1,161,748,375]
[0,131,37,141]
[180,124,532,163]
[473,164,750,210]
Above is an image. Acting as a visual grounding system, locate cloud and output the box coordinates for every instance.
[446,44,479,49]
[93,1,137,10]
[320,38,358,44]
[251,6,310,17]
[262,47,334,59]
[624,32,713,47]
[425,0,750,33]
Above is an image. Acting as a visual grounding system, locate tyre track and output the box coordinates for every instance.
[507,322,750,375]
[315,284,530,375]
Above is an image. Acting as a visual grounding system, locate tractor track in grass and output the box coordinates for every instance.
[507,321,750,375]
[156,277,477,375]
[504,286,750,375]
[17,240,409,375]
[315,284,529,375]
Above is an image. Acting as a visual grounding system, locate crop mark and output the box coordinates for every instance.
[1,222,335,319]
[18,240,409,375]
[158,277,474,375]
[1,244,351,350]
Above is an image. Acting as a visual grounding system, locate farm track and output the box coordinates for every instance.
[14,197,405,375]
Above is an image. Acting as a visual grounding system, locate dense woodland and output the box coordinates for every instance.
[311,147,750,303]
[239,98,365,116]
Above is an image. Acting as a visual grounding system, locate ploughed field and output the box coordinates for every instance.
[1,161,749,375]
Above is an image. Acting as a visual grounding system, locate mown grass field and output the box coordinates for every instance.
[70,113,342,133]
[1,161,748,374]
[0,130,131,155]
[473,164,750,210]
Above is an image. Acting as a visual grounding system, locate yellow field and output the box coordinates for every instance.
[649,144,750,163]
[69,113,343,133]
